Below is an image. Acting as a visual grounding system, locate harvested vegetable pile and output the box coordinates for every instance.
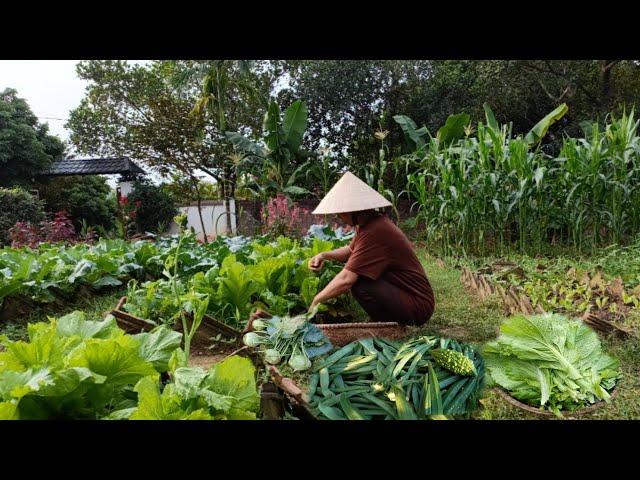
[243,311,332,372]
[484,313,621,417]
[307,336,485,420]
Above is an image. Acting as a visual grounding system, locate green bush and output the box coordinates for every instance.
[127,179,177,233]
[0,187,46,245]
[36,176,118,232]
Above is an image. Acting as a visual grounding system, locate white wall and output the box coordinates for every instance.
[167,200,237,240]
[119,181,134,196]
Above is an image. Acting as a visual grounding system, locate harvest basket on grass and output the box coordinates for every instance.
[494,387,619,418]
[244,309,409,346]
[110,296,243,354]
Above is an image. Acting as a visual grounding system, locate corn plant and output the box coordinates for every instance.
[397,105,640,255]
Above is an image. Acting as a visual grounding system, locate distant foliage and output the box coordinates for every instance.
[127,179,177,233]
[36,176,118,232]
[0,88,65,187]
[0,187,46,245]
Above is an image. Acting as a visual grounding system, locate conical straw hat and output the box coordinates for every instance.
[312,171,392,215]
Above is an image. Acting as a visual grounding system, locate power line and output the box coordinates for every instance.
[38,116,68,121]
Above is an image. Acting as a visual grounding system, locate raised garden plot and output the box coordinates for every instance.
[461,260,637,339]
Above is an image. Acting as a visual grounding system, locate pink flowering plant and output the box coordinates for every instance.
[261,194,313,238]
[118,195,142,238]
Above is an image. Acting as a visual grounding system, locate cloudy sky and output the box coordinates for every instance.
[0,60,150,143]
[0,60,89,142]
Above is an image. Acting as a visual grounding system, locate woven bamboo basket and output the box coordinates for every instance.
[244,309,409,347]
[494,386,619,418]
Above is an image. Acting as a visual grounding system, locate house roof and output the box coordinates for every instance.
[39,157,146,176]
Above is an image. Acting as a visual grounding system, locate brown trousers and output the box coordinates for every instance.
[350,276,433,326]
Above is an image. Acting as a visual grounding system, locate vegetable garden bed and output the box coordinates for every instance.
[461,263,636,339]
[111,296,243,355]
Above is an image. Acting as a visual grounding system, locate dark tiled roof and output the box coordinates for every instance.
[39,157,145,176]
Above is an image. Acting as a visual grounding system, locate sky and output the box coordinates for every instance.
[0,60,152,143]
[0,60,159,186]
[0,60,88,142]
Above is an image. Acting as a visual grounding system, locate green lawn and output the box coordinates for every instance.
[414,249,640,420]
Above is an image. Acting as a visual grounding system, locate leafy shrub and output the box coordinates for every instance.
[9,211,77,248]
[127,179,177,233]
[36,176,118,232]
[0,187,45,245]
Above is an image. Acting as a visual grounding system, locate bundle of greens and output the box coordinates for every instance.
[483,313,621,416]
[308,336,485,420]
[243,311,333,372]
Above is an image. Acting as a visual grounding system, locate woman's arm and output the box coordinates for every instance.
[308,245,351,272]
[310,268,358,309]
[321,245,352,263]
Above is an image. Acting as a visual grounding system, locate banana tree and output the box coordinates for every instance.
[226,99,313,201]
[173,60,260,235]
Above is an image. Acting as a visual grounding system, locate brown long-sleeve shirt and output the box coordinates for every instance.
[344,214,435,321]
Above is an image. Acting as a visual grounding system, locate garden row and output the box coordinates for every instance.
[457,242,640,338]
[5,304,619,420]
[1,235,624,419]
[0,224,356,328]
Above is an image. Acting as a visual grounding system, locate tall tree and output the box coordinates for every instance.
[0,88,64,187]
[399,60,640,153]
[170,60,271,233]
[279,60,640,163]
[67,60,272,238]
[277,60,432,165]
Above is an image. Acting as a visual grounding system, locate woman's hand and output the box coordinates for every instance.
[309,296,321,310]
[308,253,325,272]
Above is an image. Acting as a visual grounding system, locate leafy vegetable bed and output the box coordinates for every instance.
[465,251,640,316]
[122,235,356,332]
[461,259,637,337]
[112,296,242,356]
[0,310,262,420]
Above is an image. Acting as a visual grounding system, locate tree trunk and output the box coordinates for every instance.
[192,179,208,244]
[224,195,232,235]
[223,165,233,235]
[601,60,618,118]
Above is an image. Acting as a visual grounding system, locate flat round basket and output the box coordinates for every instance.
[494,386,619,417]
[317,322,409,346]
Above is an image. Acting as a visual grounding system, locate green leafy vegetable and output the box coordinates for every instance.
[483,313,621,416]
